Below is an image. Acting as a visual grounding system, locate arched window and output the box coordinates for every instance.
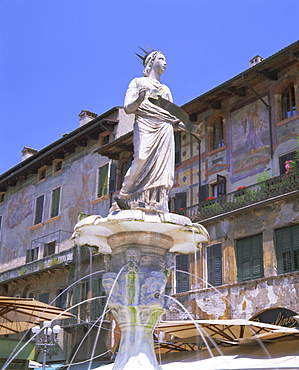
[119,155,133,189]
[282,84,297,120]
[213,117,225,149]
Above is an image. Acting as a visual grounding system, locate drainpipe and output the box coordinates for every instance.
[197,137,201,201]
[242,74,273,158]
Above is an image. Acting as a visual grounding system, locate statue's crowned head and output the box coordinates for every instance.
[136,47,165,77]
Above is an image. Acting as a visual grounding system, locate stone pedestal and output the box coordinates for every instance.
[72,210,209,370]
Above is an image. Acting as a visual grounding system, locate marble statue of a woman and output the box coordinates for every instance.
[114,51,180,213]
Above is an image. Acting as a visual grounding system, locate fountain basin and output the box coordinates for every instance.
[72,210,210,254]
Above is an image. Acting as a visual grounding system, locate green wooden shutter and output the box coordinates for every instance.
[39,292,49,304]
[175,131,181,166]
[293,225,299,270]
[252,235,263,278]
[199,184,209,202]
[35,195,44,224]
[51,187,60,218]
[33,247,39,261]
[207,244,222,287]
[217,175,226,196]
[175,192,186,212]
[91,277,106,320]
[176,254,189,293]
[98,164,109,198]
[56,289,67,309]
[26,250,32,263]
[276,225,299,274]
[237,234,263,282]
[109,163,117,193]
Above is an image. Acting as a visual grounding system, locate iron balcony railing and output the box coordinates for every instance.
[180,170,299,222]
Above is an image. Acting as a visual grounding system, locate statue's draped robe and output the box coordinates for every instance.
[120,77,178,211]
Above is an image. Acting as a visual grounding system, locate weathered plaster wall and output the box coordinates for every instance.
[165,194,299,321]
[0,132,112,272]
[165,272,299,321]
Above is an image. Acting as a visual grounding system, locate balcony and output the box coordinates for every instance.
[0,249,74,282]
[182,170,299,222]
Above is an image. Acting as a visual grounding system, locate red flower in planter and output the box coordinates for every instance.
[206,196,215,200]
[237,186,247,190]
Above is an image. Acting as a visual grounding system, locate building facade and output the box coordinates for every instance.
[164,40,299,323]
[0,107,134,367]
[1,40,299,367]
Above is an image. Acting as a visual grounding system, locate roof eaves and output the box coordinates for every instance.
[182,39,299,109]
[0,106,120,184]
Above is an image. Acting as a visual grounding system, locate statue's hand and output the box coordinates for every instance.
[138,87,147,102]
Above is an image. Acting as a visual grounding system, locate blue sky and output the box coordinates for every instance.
[0,0,298,174]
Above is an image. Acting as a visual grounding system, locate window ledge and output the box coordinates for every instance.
[91,194,110,204]
[207,145,227,155]
[37,179,46,185]
[30,222,44,230]
[52,170,63,176]
[45,215,61,223]
[275,114,299,127]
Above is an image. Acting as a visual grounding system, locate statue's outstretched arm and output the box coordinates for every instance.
[124,86,147,114]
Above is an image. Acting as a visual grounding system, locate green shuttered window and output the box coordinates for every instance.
[51,187,61,218]
[175,131,181,166]
[275,224,299,274]
[236,234,264,282]
[207,244,222,286]
[176,254,189,293]
[35,195,44,224]
[98,164,109,198]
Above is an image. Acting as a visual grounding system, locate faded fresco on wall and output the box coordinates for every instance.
[231,99,270,180]
[6,189,33,229]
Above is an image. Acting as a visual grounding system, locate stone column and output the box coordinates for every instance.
[102,232,175,370]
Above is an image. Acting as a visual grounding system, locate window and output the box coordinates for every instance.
[282,84,297,120]
[0,215,2,230]
[91,277,106,320]
[39,292,50,304]
[207,244,222,286]
[175,254,189,293]
[213,117,225,149]
[199,184,209,203]
[81,281,89,302]
[26,247,39,263]
[44,240,56,257]
[175,192,186,213]
[279,151,297,175]
[56,288,67,309]
[27,291,35,299]
[37,166,47,182]
[51,187,61,218]
[79,281,90,321]
[34,195,44,224]
[53,159,63,174]
[0,193,4,203]
[275,225,299,274]
[236,234,264,282]
[210,175,226,200]
[175,131,181,166]
[98,164,109,198]
[102,134,110,146]
[119,156,133,189]
[109,163,117,194]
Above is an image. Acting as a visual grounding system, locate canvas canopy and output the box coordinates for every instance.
[156,319,299,344]
[0,296,74,335]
